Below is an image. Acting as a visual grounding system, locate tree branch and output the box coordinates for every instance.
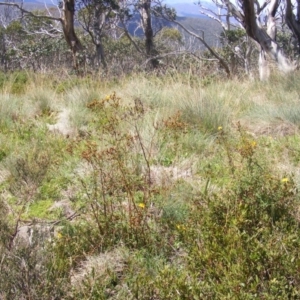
[0,2,62,23]
[286,0,300,50]
[170,18,231,76]
[118,20,144,54]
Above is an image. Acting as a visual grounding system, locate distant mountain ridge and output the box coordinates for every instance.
[169,3,209,17]
[21,0,214,18]
[166,0,216,17]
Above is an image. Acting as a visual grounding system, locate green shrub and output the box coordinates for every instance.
[178,126,300,298]
[11,71,29,94]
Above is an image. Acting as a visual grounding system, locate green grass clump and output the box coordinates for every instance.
[25,199,56,219]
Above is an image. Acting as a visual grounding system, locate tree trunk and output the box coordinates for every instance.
[93,6,107,69]
[286,0,300,53]
[257,0,278,80]
[242,0,296,74]
[266,0,278,40]
[96,43,107,69]
[259,50,270,80]
[244,38,254,78]
[62,0,83,69]
[139,0,158,68]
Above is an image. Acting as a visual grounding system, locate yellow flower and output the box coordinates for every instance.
[138,203,145,209]
[270,278,278,284]
[251,141,257,148]
[56,232,63,239]
[281,178,289,183]
[105,95,110,100]
[218,126,223,131]
[176,224,186,231]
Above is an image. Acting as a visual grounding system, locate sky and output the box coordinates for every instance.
[165,0,199,3]
[164,0,212,7]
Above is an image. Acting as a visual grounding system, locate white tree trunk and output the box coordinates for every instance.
[259,50,270,80]
[93,6,107,69]
[256,29,296,73]
[244,38,254,79]
[286,0,300,53]
[258,0,277,80]
[225,0,297,78]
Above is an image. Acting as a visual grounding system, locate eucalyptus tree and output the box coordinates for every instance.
[0,0,178,72]
[117,0,177,68]
[161,0,299,79]
[138,0,157,66]
[117,0,161,68]
[77,0,121,69]
[285,0,300,52]
[218,0,298,79]
[157,1,233,76]
[0,0,82,69]
[195,1,255,76]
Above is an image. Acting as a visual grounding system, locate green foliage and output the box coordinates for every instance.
[25,199,56,219]
[180,126,300,298]
[155,27,183,54]
[6,20,23,36]
[159,27,182,43]
[11,71,29,94]
[219,28,254,75]
[6,145,51,203]
[153,4,176,21]
[277,29,298,58]
[221,28,246,44]
[0,71,29,94]
[0,71,8,88]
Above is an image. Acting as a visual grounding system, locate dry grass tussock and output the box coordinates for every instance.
[47,108,75,137]
[148,159,195,187]
[71,247,129,290]
[238,118,298,137]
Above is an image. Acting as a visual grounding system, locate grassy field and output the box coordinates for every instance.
[1,70,300,299]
